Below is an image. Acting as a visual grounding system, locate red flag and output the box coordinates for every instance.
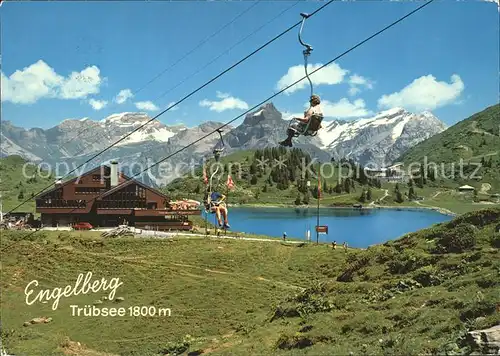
[202,166,208,185]
[226,174,235,190]
[318,175,321,199]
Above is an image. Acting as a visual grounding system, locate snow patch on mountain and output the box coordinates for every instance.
[115,127,176,147]
[316,108,432,149]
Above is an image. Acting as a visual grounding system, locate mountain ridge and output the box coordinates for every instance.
[1,103,449,184]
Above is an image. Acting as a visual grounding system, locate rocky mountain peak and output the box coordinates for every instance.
[242,102,282,126]
[2,105,448,181]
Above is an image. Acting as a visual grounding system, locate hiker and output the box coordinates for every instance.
[343,241,348,252]
[332,241,337,250]
[283,232,287,241]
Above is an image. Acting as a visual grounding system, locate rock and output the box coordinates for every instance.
[102,296,108,301]
[467,324,500,355]
[93,300,103,305]
[25,317,52,325]
[115,297,125,302]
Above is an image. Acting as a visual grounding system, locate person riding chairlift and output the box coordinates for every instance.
[279,94,323,147]
[206,191,230,229]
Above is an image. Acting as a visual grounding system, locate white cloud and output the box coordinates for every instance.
[59,66,103,99]
[167,101,179,111]
[348,74,374,96]
[199,92,249,112]
[114,89,133,104]
[348,87,361,96]
[377,74,465,111]
[135,101,159,111]
[349,74,373,88]
[1,60,104,104]
[303,98,372,118]
[276,62,348,95]
[89,99,108,111]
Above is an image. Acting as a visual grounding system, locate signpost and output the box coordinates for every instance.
[315,225,328,234]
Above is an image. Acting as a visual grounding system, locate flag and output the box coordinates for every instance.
[317,174,321,199]
[202,166,208,185]
[226,174,235,190]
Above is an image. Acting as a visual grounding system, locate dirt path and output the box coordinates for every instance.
[432,191,443,198]
[470,121,496,136]
[370,189,389,206]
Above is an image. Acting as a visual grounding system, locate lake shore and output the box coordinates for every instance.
[227,202,457,216]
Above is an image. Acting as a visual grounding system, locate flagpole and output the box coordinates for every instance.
[203,161,208,236]
[225,173,229,236]
[316,161,321,245]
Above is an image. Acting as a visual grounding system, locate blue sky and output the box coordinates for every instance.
[1,0,498,130]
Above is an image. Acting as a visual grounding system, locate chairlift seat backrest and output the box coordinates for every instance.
[306,114,323,133]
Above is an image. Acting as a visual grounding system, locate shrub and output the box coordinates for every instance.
[276,333,314,350]
[446,208,500,228]
[412,266,444,287]
[387,250,433,275]
[436,224,477,253]
[459,300,497,322]
[492,233,500,248]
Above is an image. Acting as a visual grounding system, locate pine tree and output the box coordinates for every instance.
[366,188,372,201]
[359,190,366,203]
[295,194,302,205]
[263,184,268,192]
[428,167,436,181]
[409,186,416,200]
[18,191,24,200]
[395,190,404,203]
[344,178,351,194]
[250,175,258,185]
[249,161,257,175]
[303,192,310,205]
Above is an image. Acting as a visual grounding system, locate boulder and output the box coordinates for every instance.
[467,324,500,355]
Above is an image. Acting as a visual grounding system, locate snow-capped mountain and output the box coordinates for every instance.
[316,107,447,167]
[1,104,447,184]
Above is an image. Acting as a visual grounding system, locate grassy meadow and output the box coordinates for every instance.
[1,208,499,355]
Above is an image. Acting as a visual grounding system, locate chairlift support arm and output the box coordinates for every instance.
[298,12,314,99]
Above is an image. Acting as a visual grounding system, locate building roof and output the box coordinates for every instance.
[458,185,475,190]
[34,165,106,199]
[35,163,169,202]
[98,178,170,201]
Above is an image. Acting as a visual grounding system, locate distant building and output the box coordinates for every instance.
[35,161,200,230]
[366,163,405,183]
[458,185,475,193]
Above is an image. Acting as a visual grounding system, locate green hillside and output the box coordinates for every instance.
[398,103,499,164]
[0,155,56,213]
[396,103,500,191]
[1,208,499,355]
[164,147,386,207]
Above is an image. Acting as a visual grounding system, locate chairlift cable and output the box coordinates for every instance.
[6,0,333,215]
[6,0,434,246]
[48,0,263,152]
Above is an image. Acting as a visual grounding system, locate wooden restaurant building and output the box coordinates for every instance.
[35,161,200,230]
